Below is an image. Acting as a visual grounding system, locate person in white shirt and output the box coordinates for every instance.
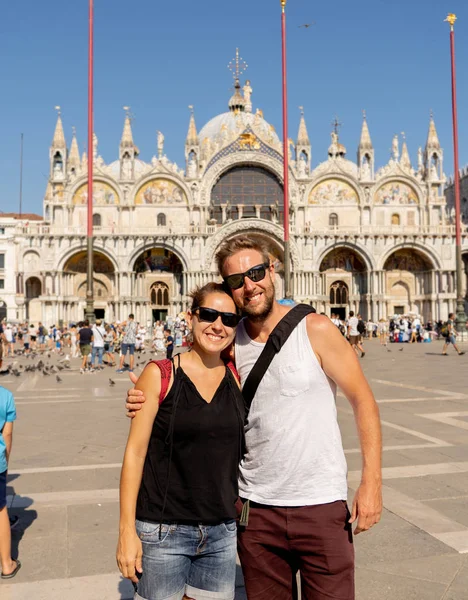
[90,319,106,371]
[347,311,365,357]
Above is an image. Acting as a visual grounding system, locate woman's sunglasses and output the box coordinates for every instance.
[223,262,270,291]
[192,307,240,328]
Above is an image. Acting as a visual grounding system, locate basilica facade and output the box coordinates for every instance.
[8,70,468,325]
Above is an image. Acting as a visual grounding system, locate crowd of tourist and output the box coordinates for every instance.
[0,315,191,374]
[328,312,465,355]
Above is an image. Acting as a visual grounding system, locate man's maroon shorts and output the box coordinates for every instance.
[237,499,354,600]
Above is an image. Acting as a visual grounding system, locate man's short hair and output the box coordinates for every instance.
[129,314,134,319]
[448,313,455,319]
[215,237,271,276]
[349,311,354,317]
[84,319,90,326]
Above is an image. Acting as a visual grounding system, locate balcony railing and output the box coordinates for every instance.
[16,222,464,237]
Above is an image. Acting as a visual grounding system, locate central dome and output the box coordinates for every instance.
[199,111,281,147]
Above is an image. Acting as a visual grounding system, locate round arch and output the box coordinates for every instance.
[57,245,119,273]
[126,242,190,273]
[67,176,122,206]
[378,243,441,271]
[204,219,301,272]
[373,177,423,206]
[307,176,361,206]
[131,173,191,206]
[314,242,375,272]
[210,164,284,223]
[133,248,183,274]
[25,276,42,299]
[199,152,299,206]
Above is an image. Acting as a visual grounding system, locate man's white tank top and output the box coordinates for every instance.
[235,317,348,506]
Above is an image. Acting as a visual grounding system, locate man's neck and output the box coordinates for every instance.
[244,301,290,343]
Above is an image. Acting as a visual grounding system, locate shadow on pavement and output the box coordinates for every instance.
[118,576,134,599]
[6,481,38,562]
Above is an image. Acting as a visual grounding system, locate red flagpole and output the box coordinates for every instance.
[85,0,95,321]
[281,0,291,298]
[446,13,467,330]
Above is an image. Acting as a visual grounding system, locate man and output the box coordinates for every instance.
[348,311,365,358]
[77,319,93,374]
[117,314,137,373]
[37,322,46,352]
[442,313,465,356]
[126,238,382,599]
[90,319,106,371]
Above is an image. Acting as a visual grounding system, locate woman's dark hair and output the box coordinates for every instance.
[188,282,233,312]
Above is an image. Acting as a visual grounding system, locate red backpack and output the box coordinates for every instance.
[149,358,240,404]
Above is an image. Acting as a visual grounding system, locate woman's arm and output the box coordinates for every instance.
[117,363,161,582]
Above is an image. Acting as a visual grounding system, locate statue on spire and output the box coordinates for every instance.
[157,131,165,159]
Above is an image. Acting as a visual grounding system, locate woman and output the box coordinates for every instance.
[117,283,244,600]
[153,320,165,354]
[378,318,387,345]
[70,324,79,358]
[104,325,117,367]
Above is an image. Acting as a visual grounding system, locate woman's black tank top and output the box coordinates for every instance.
[136,362,245,525]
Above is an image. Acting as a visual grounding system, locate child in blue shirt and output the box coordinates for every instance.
[0,386,20,579]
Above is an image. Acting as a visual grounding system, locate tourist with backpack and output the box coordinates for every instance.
[441,313,465,356]
[117,282,244,599]
[125,238,382,600]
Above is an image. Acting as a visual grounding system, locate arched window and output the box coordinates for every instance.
[329,213,339,228]
[150,282,170,306]
[329,281,348,305]
[391,214,400,226]
[93,213,102,227]
[211,166,284,224]
[157,213,166,227]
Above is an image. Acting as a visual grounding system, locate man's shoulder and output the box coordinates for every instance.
[305,313,336,335]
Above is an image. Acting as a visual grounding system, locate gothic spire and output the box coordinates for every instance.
[120,109,134,148]
[400,136,412,169]
[186,106,199,146]
[358,111,373,151]
[426,112,441,150]
[52,107,66,148]
[296,107,310,145]
[68,127,80,168]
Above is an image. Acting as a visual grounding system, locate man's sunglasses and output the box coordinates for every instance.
[192,307,240,328]
[223,262,270,291]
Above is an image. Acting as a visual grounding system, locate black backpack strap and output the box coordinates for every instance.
[242,304,316,412]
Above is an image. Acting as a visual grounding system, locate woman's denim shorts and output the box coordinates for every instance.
[134,519,237,600]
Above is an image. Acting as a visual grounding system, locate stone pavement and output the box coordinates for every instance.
[1,338,468,599]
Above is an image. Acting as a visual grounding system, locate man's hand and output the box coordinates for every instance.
[349,480,382,535]
[126,372,146,418]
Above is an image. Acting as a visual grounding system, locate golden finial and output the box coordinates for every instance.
[331,116,343,135]
[445,13,457,30]
[280,0,287,12]
[228,48,248,83]
[54,105,61,116]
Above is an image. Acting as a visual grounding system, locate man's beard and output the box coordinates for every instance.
[242,286,275,323]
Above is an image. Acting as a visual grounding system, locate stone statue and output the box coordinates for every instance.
[187,155,197,178]
[157,131,165,159]
[297,156,307,178]
[361,159,371,180]
[271,200,279,223]
[392,134,399,161]
[417,147,423,171]
[243,80,253,112]
[122,158,132,179]
[93,133,98,163]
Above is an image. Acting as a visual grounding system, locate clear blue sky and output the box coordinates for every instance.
[1,0,467,215]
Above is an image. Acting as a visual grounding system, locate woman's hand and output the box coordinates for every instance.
[116,527,143,583]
